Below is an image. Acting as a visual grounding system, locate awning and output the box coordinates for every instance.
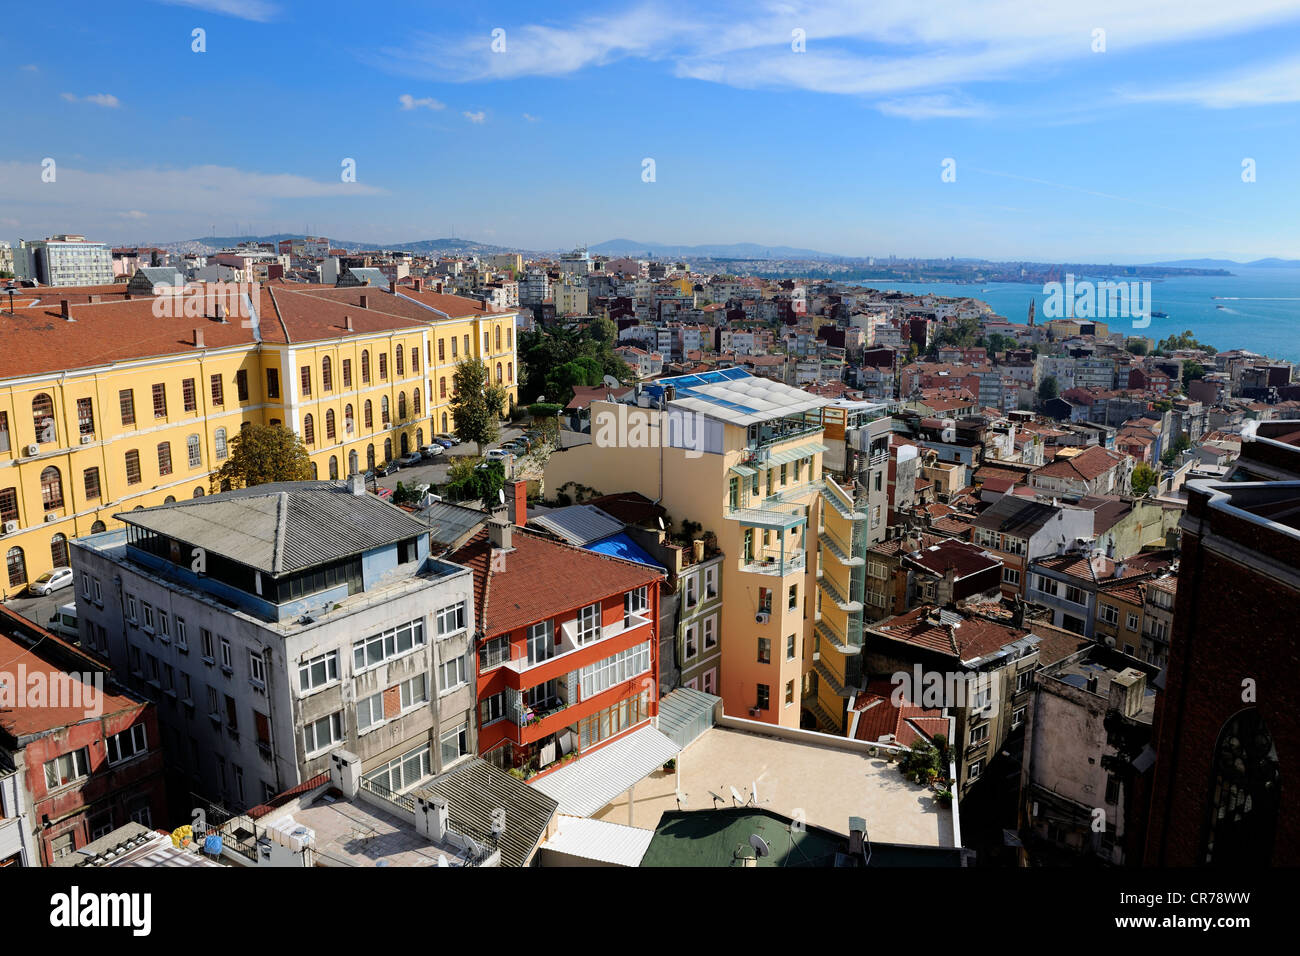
[531,724,679,817]
[729,464,757,478]
[540,815,655,867]
[766,442,828,466]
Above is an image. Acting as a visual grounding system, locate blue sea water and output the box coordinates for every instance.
[866,268,1300,363]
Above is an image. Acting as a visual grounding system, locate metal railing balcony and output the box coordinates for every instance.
[819,574,863,613]
[819,529,862,567]
[741,552,807,576]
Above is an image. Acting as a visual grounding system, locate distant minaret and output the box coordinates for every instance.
[1028,298,1036,327]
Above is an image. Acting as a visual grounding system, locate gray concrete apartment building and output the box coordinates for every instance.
[71,478,478,815]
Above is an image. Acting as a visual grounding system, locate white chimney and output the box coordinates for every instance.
[348,473,365,495]
[489,520,512,553]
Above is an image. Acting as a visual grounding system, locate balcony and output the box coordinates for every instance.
[502,611,653,677]
[745,418,822,453]
[741,551,806,576]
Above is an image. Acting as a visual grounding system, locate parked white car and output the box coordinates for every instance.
[29,566,74,596]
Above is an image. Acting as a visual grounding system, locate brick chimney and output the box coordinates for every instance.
[193,328,205,348]
[359,293,369,310]
[504,479,527,525]
[60,299,71,320]
[343,314,353,331]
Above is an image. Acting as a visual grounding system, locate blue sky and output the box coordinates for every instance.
[4,0,1300,260]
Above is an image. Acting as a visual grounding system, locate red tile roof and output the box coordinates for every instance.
[1030,444,1128,482]
[852,679,946,747]
[868,605,1031,660]
[448,527,663,637]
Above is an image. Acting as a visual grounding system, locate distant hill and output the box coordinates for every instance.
[160,234,514,256]
[589,238,841,259]
[1148,257,1300,269]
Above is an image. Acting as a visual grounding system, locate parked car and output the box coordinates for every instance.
[435,433,461,445]
[29,567,74,596]
[432,436,455,448]
[419,444,445,460]
[485,448,510,461]
[47,602,78,639]
[399,452,423,468]
[380,460,400,476]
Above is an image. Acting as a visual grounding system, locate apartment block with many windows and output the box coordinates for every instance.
[70,479,477,817]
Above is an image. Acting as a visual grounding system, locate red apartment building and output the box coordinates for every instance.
[0,607,165,865]
[449,521,664,781]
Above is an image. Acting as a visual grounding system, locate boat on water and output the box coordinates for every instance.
[1150,310,1168,318]
[1216,304,1227,310]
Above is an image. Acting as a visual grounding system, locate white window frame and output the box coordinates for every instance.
[438,653,468,694]
[356,692,385,733]
[577,603,602,644]
[436,601,467,636]
[303,712,343,755]
[353,619,426,673]
[298,651,339,693]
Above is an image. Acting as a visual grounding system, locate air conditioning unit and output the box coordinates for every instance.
[44,513,61,522]
[755,611,770,624]
[80,435,93,445]
[25,444,39,457]
[1,521,17,535]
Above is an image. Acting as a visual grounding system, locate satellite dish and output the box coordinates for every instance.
[749,834,771,858]
[498,488,506,505]
[657,517,665,530]
[729,786,745,806]
[602,375,620,388]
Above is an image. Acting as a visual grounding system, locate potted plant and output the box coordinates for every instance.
[662,758,677,774]
[934,788,953,806]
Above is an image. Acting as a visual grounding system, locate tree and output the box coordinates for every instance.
[444,458,504,506]
[212,423,313,491]
[1181,360,1206,393]
[517,322,634,407]
[1131,462,1158,496]
[1037,375,1059,403]
[1161,433,1191,466]
[1126,339,1149,356]
[450,358,508,455]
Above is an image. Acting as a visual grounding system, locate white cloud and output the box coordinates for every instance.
[120,210,149,219]
[154,0,278,22]
[1117,56,1300,107]
[398,93,445,111]
[376,0,1300,109]
[62,92,121,108]
[876,94,990,119]
[463,110,486,124]
[522,113,540,122]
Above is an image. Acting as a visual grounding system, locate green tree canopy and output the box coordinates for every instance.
[1038,375,1060,403]
[518,322,634,406]
[1131,462,1158,496]
[444,457,505,506]
[213,423,313,491]
[450,358,508,455]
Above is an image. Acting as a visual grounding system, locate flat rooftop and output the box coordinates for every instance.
[287,791,474,867]
[592,724,955,848]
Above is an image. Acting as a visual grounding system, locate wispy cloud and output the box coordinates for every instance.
[876,94,990,119]
[19,64,38,72]
[462,110,486,124]
[398,93,445,111]
[1118,55,1300,108]
[154,0,278,22]
[522,113,540,122]
[375,0,1300,112]
[62,92,121,108]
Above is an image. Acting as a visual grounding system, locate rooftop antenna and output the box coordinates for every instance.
[675,790,688,811]
[749,834,771,858]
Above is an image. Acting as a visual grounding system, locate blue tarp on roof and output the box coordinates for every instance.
[585,533,665,571]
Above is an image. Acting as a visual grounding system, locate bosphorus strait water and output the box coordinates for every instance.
[867,268,1300,362]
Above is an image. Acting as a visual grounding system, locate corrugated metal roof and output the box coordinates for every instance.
[531,725,680,817]
[117,481,430,575]
[541,815,654,866]
[767,442,828,465]
[417,500,490,549]
[418,758,558,868]
[643,368,830,426]
[529,504,625,546]
[656,686,720,750]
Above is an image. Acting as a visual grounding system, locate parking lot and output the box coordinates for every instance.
[0,587,74,632]
[370,423,537,496]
